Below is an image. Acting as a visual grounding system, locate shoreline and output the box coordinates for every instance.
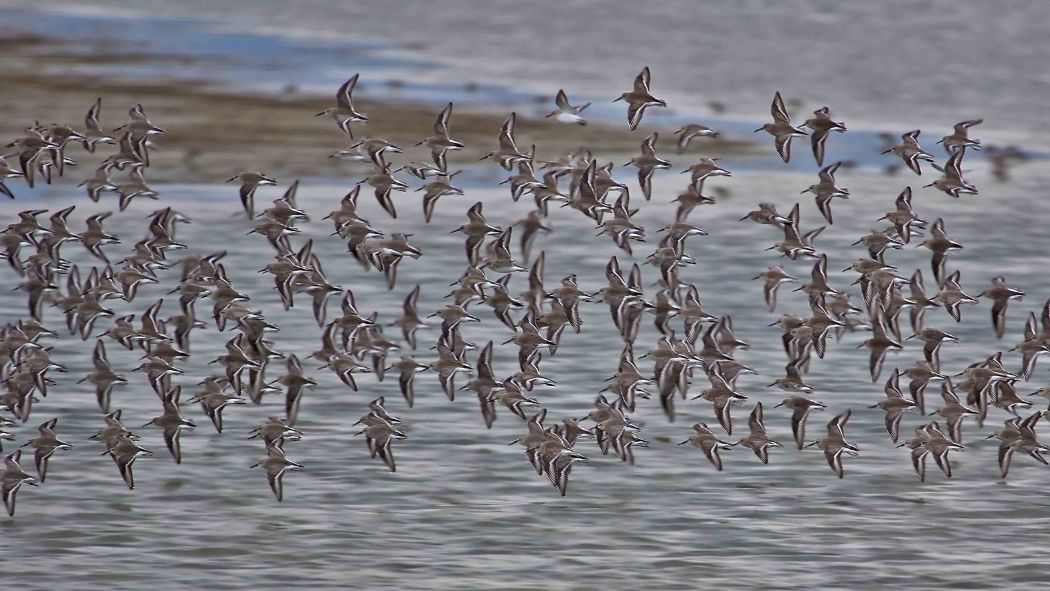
[0,26,756,183]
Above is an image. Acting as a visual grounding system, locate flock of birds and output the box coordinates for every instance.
[0,66,1045,516]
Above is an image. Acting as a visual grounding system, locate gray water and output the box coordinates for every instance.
[3,3,1050,590]
[7,0,1050,146]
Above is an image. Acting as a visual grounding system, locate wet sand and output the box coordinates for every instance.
[0,32,755,182]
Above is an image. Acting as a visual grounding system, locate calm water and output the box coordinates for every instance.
[3,3,1050,590]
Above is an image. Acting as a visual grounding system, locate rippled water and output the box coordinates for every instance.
[4,2,1050,589]
[2,161,1050,589]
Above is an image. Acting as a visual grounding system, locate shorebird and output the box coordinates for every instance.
[316,73,367,136]
[755,92,806,162]
[775,395,827,450]
[226,172,276,218]
[480,112,532,171]
[738,402,781,464]
[419,173,464,223]
[803,106,847,166]
[980,276,1025,339]
[78,339,127,413]
[682,157,731,191]
[933,270,979,323]
[105,435,152,490]
[740,203,789,226]
[359,164,408,218]
[674,123,720,153]
[22,418,72,482]
[919,422,964,478]
[546,89,590,125]
[116,168,159,211]
[348,137,402,168]
[417,102,464,171]
[81,97,116,153]
[925,148,977,198]
[801,162,849,224]
[0,156,23,199]
[77,167,118,203]
[807,410,858,478]
[679,422,734,471]
[882,130,936,175]
[691,367,748,434]
[870,369,917,443]
[877,187,927,245]
[355,419,406,472]
[143,387,196,464]
[389,285,429,350]
[767,360,813,393]
[995,412,1048,478]
[248,417,302,448]
[931,381,978,444]
[859,316,902,382]
[904,360,946,414]
[907,327,958,373]
[614,66,666,130]
[939,119,983,153]
[1,450,38,516]
[186,377,245,432]
[251,445,304,501]
[624,132,670,200]
[920,218,963,286]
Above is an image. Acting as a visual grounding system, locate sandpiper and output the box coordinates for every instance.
[623,132,670,201]
[251,444,304,501]
[614,66,666,130]
[980,276,1025,339]
[924,148,977,198]
[807,410,858,478]
[679,422,733,471]
[480,112,532,171]
[22,417,72,482]
[755,92,806,162]
[316,73,367,136]
[931,381,978,444]
[143,387,197,464]
[803,106,847,166]
[226,172,276,218]
[674,123,720,153]
[2,450,38,516]
[106,435,153,490]
[738,402,781,464]
[939,119,983,153]
[870,369,917,443]
[801,162,849,225]
[775,395,827,450]
[546,89,590,126]
[81,97,116,153]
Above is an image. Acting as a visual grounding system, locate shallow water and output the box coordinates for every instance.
[2,159,1050,589]
[6,0,1050,146]
[3,2,1050,589]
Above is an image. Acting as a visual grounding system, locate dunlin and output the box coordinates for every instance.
[614,66,666,130]
[679,422,733,471]
[316,74,367,136]
[674,123,720,153]
[755,92,806,162]
[546,89,590,126]
[803,106,847,166]
[807,410,858,478]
